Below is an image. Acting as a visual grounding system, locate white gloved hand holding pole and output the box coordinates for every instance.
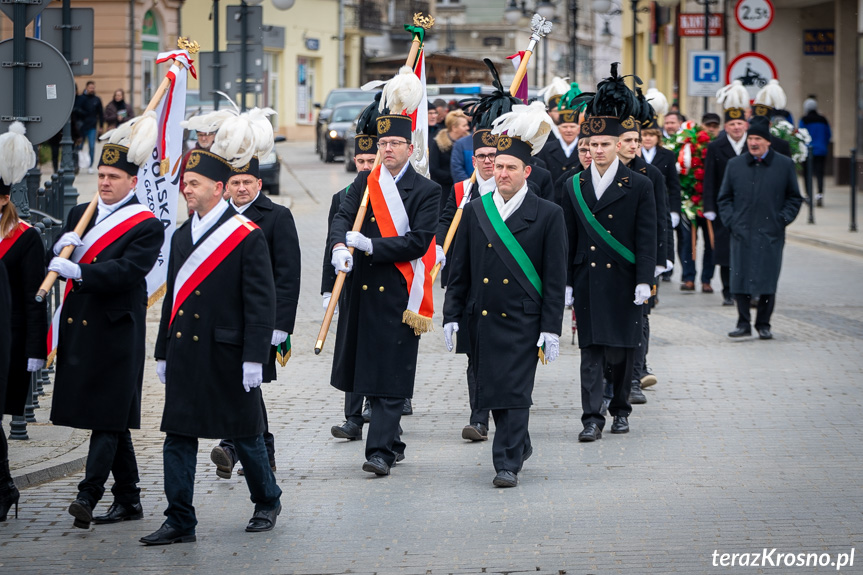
[48,257,82,280]
[634,283,651,305]
[271,330,288,346]
[27,358,45,372]
[331,246,353,273]
[670,212,680,228]
[435,244,446,270]
[242,362,263,392]
[156,360,167,384]
[345,231,373,254]
[703,211,716,221]
[665,259,674,272]
[565,285,573,307]
[53,231,83,255]
[443,322,459,352]
[536,332,560,362]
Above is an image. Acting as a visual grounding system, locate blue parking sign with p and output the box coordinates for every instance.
[694,54,721,82]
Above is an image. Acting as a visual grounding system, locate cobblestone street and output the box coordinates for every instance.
[2,143,862,574]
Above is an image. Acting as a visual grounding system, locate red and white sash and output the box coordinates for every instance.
[47,204,155,361]
[454,178,474,210]
[169,214,258,326]
[367,165,435,335]
[0,221,31,260]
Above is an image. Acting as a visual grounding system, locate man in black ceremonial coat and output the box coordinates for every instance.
[559,117,656,442]
[444,124,566,488]
[144,148,281,545]
[328,115,440,477]
[209,156,301,479]
[48,144,163,529]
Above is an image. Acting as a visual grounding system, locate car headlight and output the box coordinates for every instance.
[328,129,339,139]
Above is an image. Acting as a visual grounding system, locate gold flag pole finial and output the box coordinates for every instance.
[413,12,434,29]
[178,37,200,54]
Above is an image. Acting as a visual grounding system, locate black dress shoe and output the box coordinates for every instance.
[68,498,93,529]
[245,504,281,533]
[758,328,773,340]
[237,459,277,477]
[362,400,371,423]
[140,523,197,545]
[578,423,602,442]
[461,422,489,441]
[611,416,630,434]
[722,296,735,306]
[727,326,752,338]
[93,502,143,524]
[402,398,413,415]
[330,420,362,440]
[599,399,610,416]
[394,452,405,465]
[362,456,390,476]
[493,470,518,488]
[210,445,237,479]
[629,382,647,404]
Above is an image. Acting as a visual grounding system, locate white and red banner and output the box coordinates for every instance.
[409,48,430,178]
[136,51,191,306]
[507,51,529,105]
[454,178,473,209]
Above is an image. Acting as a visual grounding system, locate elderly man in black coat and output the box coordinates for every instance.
[209,156,301,479]
[559,116,657,441]
[48,144,163,529]
[329,115,440,477]
[145,148,280,545]
[717,116,802,340]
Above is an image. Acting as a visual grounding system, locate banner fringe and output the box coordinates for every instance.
[46,349,57,369]
[276,349,291,367]
[148,283,167,308]
[402,309,433,336]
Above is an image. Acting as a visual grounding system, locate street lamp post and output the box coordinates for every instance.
[592,0,648,86]
[569,0,578,81]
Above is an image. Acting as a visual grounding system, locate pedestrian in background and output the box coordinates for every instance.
[104,89,132,131]
[799,96,832,207]
[74,81,103,174]
[430,110,470,210]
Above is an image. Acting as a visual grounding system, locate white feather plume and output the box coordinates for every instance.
[181,109,237,135]
[755,79,787,110]
[538,76,570,106]
[211,107,277,168]
[0,122,36,186]
[99,111,159,166]
[716,80,750,110]
[490,101,554,155]
[379,66,423,115]
[645,87,669,117]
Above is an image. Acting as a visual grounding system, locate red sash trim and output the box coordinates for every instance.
[0,221,31,260]
[453,180,466,208]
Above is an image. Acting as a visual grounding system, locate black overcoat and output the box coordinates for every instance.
[703,133,741,266]
[321,186,349,295]
[1,226,46,415]
[526,164,555,202]
[537,138,582,183]
[560,163,657,348]
[443,192,566,410]
[0,263,11,416]
[240,192,301,382]
[647,145,681,253]
[717,151,802,295]
[328,165,440,399]
[155,207,276,439]
[630,155,669,267]
[51,198,163,431]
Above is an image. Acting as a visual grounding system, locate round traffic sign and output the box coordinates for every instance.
[735,0,774,34]
[726,52,778,100]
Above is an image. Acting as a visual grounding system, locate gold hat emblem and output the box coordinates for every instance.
[753,104,771,117]
[186,151,201,170]
[621,116,636,130]
[358,136,373,152]
[480,131,497,147]
[728,108,743,119]
[233,161,250,173]
[497,135,513,151]
[561,110,576,124]
[102,147,120,165]
[377,117,391,134]
[589,118,606,134]
[579,122,591,136]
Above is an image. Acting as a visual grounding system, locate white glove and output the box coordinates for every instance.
[345,231,373,254]
[654,265,665,277]
[443,322,459,352]
[331,246,353,273]
[322,292,339,314]
[242,362,263,392]
[53,231,83,255]
[670,212,680,228]
[565,285,573,307]
[537,332,560,362]
[703,211,716,221]
[634,283,651,305]
[271,329,288,346]
[27,358,45,372]
[156,360,166,384]
[435,244,446,270]
[48,257,82,281]
[665,259,674,272]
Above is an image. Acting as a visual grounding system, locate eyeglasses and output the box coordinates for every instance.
[377,140,409,150]
[475,153,496,162]
[577,149,591,155]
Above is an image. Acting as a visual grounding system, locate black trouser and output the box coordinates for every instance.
[735,293,775,331]
[813,156,826,196]
[720,265,731,299]
[0,425,11,485]
[77,429,140,507]
[364,396,405,467]
[163,433,281,534]
[632,307,650,381]
[345,392,364,427]
[581,345,634,429]
[490,408,531,473]
[219,395,275,463]
[466,355,490,426]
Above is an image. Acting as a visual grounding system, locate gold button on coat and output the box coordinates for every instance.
[178,310,184,316]
[176,332,182,338]
[501,313,507,317]
[590,246,596,251]
[82,320,87,326]
[193,336,199,342]
[487,243,492,248]
[481,310,487,316]
[370,216,376,222]
[194,314,200,319]
[379,286,385,292]
[608,214,614,219]
[194,290,201,296]
[483,278,489,284]
[67,318,73,324]
[590,262,596,267]
[503,279,509,284]
[362,285,368,290]
[606,263,612,268]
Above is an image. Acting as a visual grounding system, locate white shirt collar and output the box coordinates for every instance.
[642,146,657,164]
[96,189,136,224]
[590,157,620,201]
[560,137,578,158]
[492,181,529,221]
[230,191,259,214]
[391,161,410,184]
[475,171,496,196]
[728,132,747,156]
[191,199,230,244]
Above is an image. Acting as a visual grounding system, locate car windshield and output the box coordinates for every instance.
[324,91,373,108]
[332,105,364,123]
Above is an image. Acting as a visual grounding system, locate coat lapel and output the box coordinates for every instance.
[505,190,537,235]
[396,164,417,201]
[591,164,628,213]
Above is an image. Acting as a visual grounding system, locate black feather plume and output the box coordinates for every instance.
[356,92,387,136]
[591,62,639,120]
[460,59,521,130]
[634,87,656,126]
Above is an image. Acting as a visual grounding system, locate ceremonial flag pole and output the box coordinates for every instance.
[430,14,553,282]
[314,14,434,355]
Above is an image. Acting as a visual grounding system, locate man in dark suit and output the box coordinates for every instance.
[537,105,582,182]
[144,147,280,545]
[443,116,566,488]
[328,115,440,477]
[641,124,681,288]
[209,155,301,479]
[559,116,656,441]
[48,143,163,529]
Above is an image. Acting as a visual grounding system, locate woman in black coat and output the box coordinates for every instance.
[0,187,47,521]
[429,110,470,210]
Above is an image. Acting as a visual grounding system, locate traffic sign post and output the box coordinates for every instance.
[688,51,726,98]
[735,0,774,33]
[39,8,95,76]
[726,52,778,100]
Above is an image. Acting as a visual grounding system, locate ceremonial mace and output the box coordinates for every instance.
[430,14,553,282]
[314,14,434,355]
[35,38,200,303]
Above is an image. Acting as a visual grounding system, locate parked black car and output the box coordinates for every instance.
[319,102,367,163]
[314,89,375,153]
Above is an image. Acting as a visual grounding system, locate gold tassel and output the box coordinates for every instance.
[160,158,170,175]
[538,347,547,366]
[46,349,57,369]
[402,309,433,336]
[276,349,291,367]
[148,283,168,308]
